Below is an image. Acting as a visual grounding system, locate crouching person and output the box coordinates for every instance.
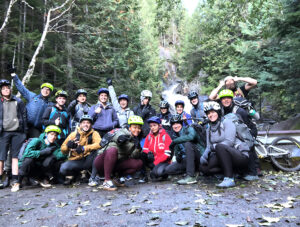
[18,125,66,188]
[165,114,205,185]
[92,115,144,191]
[59,115,101,185]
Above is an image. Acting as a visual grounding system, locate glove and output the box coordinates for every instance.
[147,151,155,163]
[106,78,113,86]
[117,135,131,144]
[7,64,16,75]
[67,140,77,149]
[200,156,208,165]
[40,147,53,156]
[76,145,84,154]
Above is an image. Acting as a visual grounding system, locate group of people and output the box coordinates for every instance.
[0,68,260,192]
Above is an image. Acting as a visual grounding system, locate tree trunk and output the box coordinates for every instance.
[1,1,9,74]
[66,14,73,90]
[21,2,27,76]
[0,0,17,33]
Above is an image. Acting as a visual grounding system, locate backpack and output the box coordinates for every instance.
[100,128,120,147]
[190,123,207,147]
[18,138,38,160]
[224,113,254,148]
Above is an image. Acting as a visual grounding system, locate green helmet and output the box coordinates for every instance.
[128,115,144,125]
[55,90,68,98]
[218,89,234,99]
[44,125,61,134]
[41,83,54,92]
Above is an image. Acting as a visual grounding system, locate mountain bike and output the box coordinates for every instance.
[254,121,300,171]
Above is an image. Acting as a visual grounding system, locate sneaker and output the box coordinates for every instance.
[243,175,259,181]
[177,176,197,185]
[63,176,74,185]
[124,175,133,181]
[28,177,39,186]
[101,180,117,191]
[39,179,52,188]
[217,177,235,188]
[113,178,125,187]
[138,176,148,184]
[11,182,20,192]
[88,177,99,187]
[0,179,4,189]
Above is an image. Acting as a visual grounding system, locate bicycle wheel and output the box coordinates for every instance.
[270,136,300,171]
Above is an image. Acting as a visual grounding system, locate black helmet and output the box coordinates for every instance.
[233,97,251,109]
[188,91,198,100]
[79,115,93,123]
[76,89,87,98]
[0,79,11,88]
[159,100,169,109]
[170,114,183,125]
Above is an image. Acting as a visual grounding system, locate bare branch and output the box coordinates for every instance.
[0,0,17,33]
[50,0,75,23]
[21,0,34,9]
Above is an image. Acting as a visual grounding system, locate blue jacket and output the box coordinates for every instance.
[13,75,52,130]
[190,102,206,124]
[179,111,192,127]
[88,103,119,131]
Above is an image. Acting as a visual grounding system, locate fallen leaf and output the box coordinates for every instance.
[56,202,68,208]
[41,203,49,208]
[112,213,122,216]
[151,210,161,214]
[225,225,244,227]
[21,220,29,224]
[81,200,91,206]
[128,208,137,214]
[24,201,31,206]
[19,207,34,212]
[16,214,24,220]
[166,207,178,213]
[147,222,159,226]
[181,207,191,210]
[175,221,189,226]
[75,207,86,216]
[194,199,205,204]
[262,215,280,223]
[102,202,112,207]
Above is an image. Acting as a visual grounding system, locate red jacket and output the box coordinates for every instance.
[143,128,172,165]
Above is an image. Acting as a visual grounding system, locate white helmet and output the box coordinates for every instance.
[140,90,152,102]
[203,101,221,113]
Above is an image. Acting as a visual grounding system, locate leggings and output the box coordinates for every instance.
[93,147,143,181]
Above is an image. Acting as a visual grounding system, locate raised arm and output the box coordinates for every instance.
[234,76,257,91]
[12,74,36,101]
[209,80,225,100]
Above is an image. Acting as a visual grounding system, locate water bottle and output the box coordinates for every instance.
[249,109,260,120]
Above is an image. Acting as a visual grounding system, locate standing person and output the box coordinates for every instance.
[175,100,192,126]
[157,100,172,133]
[209,75,257,100]
[88,88,119,137]
[199,101,250,188]
[10,69,53,138]
[42,90,70,145]
[59,115,101,185]
[68,89,90,132]
[188,91,206,124]
[18,125,67,188]
[142,116,172,180]
[92,115,144,190]
[0,79,27,192]
[106,78,134,128]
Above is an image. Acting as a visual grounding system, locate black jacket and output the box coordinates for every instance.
[133,104,156,138]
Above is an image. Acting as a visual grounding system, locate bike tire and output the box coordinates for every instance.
[270,136,300,172]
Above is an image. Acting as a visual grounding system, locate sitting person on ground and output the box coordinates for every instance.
[68,89,90,132]
[141,116,172,181]
[157,100,172,133]
[18,125,67,188]
[0,79,27,192]
[10,67,53,138]
[106,78,134,128]
[42,90,70,145]
[59,115,101,185]
[88,88,119,137]
[91,115,144,190]
[209,75,257,100]
[175,100,192,126]
[188,91,206,124]
[164,114,205,185]
[199,101,250,188]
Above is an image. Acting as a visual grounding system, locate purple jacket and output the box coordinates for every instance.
[88,103,119,131]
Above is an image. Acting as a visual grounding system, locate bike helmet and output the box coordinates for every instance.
[76,89,87,98]
[188,91,198,100]
[218,89,234,99]
[233,97,251,109]
[0,79,11,87]
[203,101,221,113]
[79,115,93,123]
[41,83,54,92]
[175,100,185,107]
[118,94,129,102]
[128,115,144,125]
[140,90,152,102]
[55,90,68,98]
[147,116,161,124]
[44,125,61,134]
[97,88,109,95]
[170,114,183,125]
[159,100,169,109]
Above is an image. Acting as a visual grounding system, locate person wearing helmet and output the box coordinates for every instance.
[188,91,206,124]
[106,78,134,128]
[175,100,192,126]
[88,88,119,137]
[92,115,144,190]
[9,67,53,138]
[157,100,172,132]
[209,75,257,100]
[164,114,205,185]
[60,115,101,185]
[42,90,70,145]
[68,89,90,131]
[0,79,27,192]
[199,101,250,188]
[18,125,67,190]
[133,90,156,138]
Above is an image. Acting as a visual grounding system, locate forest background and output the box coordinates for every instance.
[0,0,299,121]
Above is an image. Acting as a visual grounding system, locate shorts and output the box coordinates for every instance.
[0,131,26,161]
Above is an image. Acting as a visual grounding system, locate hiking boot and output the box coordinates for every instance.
[101,180,117,191]
[113,177,125,187]
[217,177,235,188]
[88,177,100,187]
[243,175,259,181]
[138,176,148,184]
[63,176,74,185]
[177,176,197,185]
[11,180,20,192]
[0,179,4,189]
[39,179,52,188]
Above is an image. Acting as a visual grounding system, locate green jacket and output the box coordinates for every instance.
[98,128,141,160]
[18,133,67,166]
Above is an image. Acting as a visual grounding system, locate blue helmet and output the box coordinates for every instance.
[118,94,129,102]
[97,88,109,95]
[175,100,185,107]
[147,116,161,124]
